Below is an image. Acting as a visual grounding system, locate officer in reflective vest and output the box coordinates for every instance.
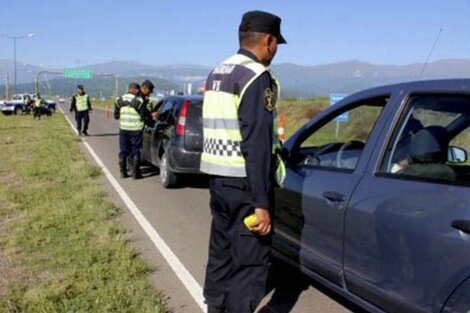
[140,79,156,112]
[69,85,92,135]
[114,83,149,179]
[33,93,45,120]
[200,11,286,313]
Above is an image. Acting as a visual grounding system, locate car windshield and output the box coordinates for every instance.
[12,95,22,100]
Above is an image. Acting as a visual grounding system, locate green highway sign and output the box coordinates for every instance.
[63,68,93,79]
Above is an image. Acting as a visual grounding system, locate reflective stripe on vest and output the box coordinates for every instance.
[200,53,282,178]
[119,94,144,131]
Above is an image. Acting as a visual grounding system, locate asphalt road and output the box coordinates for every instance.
[61,105,365,313]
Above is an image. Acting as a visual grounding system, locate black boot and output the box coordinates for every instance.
[131,156,142,180]
[119,157,129,178]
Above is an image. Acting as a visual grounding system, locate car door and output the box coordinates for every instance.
[344,93,470,313]
[274,94,392,286]
[150,98,176,165]
[142,99,164,161]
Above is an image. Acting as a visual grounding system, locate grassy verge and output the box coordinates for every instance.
[0,114,167,313]
[278,97,329,138]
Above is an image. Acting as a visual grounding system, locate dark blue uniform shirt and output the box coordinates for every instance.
[238,49,275,209]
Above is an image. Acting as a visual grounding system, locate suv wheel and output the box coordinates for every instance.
[14,106,23,115]
[160,151,178,188]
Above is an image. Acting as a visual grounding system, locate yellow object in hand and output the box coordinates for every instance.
[243,214,258,229]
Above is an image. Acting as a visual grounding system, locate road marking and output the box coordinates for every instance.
[59,106,206,312]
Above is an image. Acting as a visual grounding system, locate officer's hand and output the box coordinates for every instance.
[250,208,271,236]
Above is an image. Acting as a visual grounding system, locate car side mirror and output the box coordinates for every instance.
[448,146,468,164]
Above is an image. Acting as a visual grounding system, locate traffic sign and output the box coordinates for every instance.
[330,93,349,122]
[63,68,93,79]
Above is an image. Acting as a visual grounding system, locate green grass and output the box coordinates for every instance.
[0,114,168,313]
[278,97,329,138]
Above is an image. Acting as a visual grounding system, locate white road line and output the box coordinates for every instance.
[58,107,206,312]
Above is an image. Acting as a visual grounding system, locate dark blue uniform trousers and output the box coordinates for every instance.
[119,130,143,159]
[204,176,271,313]
[75,110,90,133]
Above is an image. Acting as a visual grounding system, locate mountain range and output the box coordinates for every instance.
[1,58,470,98]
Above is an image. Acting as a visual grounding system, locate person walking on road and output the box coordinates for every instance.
[200,10,287,313]
[114,83,149,179]
[70,85,92,136]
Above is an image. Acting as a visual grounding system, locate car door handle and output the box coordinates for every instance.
[452,220,470,235]
[322,191,346,202]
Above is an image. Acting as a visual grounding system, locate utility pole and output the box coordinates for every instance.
[1,33,35,93]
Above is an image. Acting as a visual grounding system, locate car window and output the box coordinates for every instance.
[292,96,388,171]
[379,94,470,186]
[158,99,174,122]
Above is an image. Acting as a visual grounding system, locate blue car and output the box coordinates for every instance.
[273,79,470,313]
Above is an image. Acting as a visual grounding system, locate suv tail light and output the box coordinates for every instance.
[176,100,189,136]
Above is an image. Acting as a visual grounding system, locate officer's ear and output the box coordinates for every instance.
[260,33,271,48]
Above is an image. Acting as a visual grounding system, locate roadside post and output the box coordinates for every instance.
[330,93,348,138]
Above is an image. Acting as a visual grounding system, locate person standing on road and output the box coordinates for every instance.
[70,85,92,136]
[140,80,156,113]
[114,83,148,179]
[33,93,45,120]
[200,10,286,313]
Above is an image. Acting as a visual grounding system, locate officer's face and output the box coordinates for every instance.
[77,89,83,95]
[141,86,153,97]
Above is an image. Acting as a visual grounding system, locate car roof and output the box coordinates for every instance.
[164,95,203,101]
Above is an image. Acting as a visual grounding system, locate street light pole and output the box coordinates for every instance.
[13,37,17,93]
[1,33,35,94]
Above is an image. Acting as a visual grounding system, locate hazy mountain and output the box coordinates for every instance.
[13,76,179,98]
[271,59,470,97]
[2,58,470,98]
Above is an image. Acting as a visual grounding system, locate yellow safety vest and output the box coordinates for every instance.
[75,94,89,112]
[118,93,144,131]
[200,53,286,185]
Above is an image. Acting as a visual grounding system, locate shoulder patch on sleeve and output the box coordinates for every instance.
[263,88,275,112]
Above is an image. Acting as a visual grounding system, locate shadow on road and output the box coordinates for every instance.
[88,133,119,137]
[140,163,159,178]
[258,260,367,313]
[179,174,209,189]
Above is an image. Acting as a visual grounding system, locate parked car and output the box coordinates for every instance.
[44,99,57,113]
[0,93,56,115]
[141,95,204,188]
[272,79,470,313]
[1,93,34,115]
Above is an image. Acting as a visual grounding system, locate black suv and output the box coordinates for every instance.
[142,95,203,188]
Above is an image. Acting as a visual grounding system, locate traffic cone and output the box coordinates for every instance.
[278,112,286,142]
[105,104,110,118]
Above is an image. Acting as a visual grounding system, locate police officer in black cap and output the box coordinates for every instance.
[140,79,156,112]
[70,84,92,135]
[114,83,149,179]
[200,10,286,313]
